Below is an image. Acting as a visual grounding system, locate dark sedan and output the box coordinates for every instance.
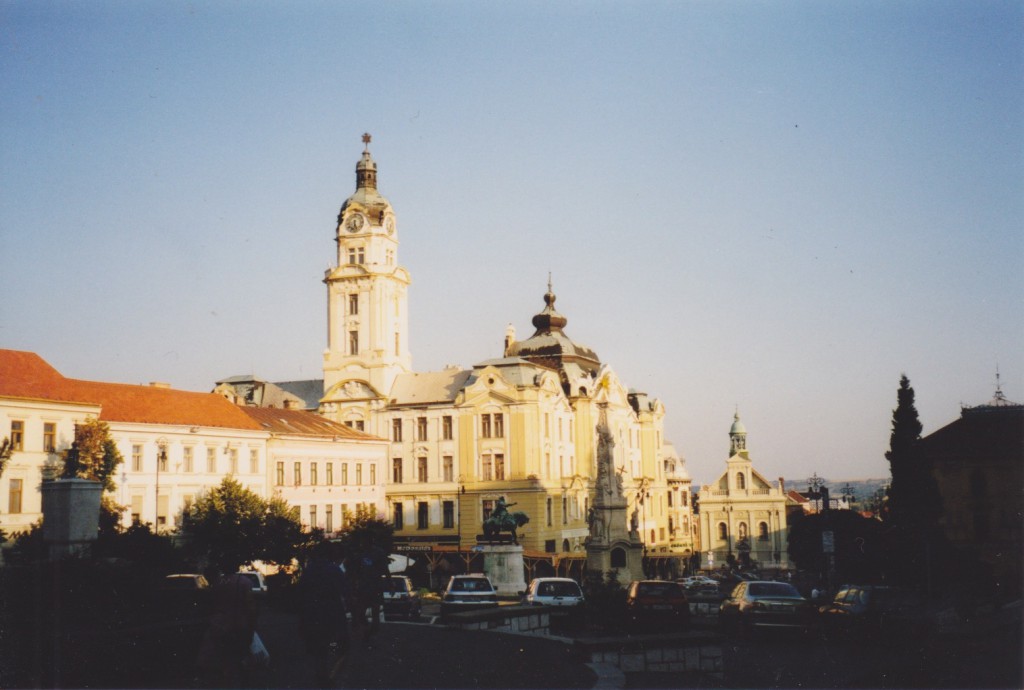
[719,580,815,634]
[819,585,928,640]
[626,580,690,629]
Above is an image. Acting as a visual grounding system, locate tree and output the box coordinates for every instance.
[182,476,306,575]
[61,418,123,492]
[882,374,943,587]
[0,437,11,543]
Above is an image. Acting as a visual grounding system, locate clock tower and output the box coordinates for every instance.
[322,135,411,418]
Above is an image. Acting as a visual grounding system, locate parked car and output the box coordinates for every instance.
[163,573,209,590]
[441,574,499,616]
[237,570,268,596]
[680,576,720,596]
[521,578,585,607]
[382,575,422,619]
[719,580,815,634]
[626,580,690,628]
[819,585,928,640]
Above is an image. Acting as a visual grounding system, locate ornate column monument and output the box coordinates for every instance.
[586,403,645,583]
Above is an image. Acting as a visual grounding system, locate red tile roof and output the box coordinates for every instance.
[239,406,383,441]
[0,349,261,430]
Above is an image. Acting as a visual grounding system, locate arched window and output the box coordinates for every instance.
[611,547,626,567]
[562,539,571,553]
[736,473,746,490]
[758,522,769,541]
[717,522,728,540]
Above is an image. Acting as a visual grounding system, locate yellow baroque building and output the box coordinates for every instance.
[319,139,689,563]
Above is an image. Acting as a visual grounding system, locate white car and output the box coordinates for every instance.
[521,577,585,607]
[441,574,499,615]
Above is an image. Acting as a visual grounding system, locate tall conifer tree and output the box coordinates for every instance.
[885,374,923,527]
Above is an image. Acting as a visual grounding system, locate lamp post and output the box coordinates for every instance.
[155,438,168,533]
[456,477,466,569]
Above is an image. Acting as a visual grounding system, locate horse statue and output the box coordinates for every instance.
[482,497,530,545]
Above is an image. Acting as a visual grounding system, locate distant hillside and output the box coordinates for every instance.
[783,477,889,503]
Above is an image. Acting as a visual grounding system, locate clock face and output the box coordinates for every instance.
[386,217,395,235]
[347,214,364,232]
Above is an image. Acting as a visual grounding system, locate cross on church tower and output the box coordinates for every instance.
[362,132,372,151]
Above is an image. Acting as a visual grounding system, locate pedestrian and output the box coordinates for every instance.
[197,571,258,688]
[298,540,351,688]
[345,536,388,645]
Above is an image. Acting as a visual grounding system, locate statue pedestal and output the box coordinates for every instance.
[41,478,102,560]
[479,543,526,598]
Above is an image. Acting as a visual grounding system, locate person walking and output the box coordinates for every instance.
[298,541,351,688]
[197,571,258,688]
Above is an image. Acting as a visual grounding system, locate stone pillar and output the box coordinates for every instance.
[480,544,527,597]
[41,478,102,560]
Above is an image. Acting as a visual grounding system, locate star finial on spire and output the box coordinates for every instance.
[362,132,372,152]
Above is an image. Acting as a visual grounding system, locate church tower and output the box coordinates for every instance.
[322,135,411,406]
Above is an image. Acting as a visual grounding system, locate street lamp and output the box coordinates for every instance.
[456,477,466,565]
[155,438,168,532]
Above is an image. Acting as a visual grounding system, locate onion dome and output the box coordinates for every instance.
[505,281,601,377]
[730,411,746,435]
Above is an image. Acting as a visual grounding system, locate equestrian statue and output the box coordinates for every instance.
[482,497,530,545]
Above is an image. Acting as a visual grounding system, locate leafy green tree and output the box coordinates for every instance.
[61,418,123,492]
[182,476,306,575]
[337,505,394,554]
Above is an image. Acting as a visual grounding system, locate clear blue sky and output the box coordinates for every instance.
[2,1,1021,487]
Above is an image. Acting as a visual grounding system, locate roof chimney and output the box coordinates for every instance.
[779,477,785,494]
[283,399,298,410]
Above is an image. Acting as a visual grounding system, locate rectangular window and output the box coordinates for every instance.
[393,502,404,530]
[132,444,142,472]
[417,417,427,441]
[417,457,428,483]
[229,448,238,475]
[562,496,568,524]
[276,462,284,486]
[442,415,453,440]
[157,494,169,528]
[325,505,334,533]
[356,420,364,431]
[443,500,455,529]
[183,447,194,473]
[494,454,505,481]
[481,414,491,438]
[310,462,318,486]
[341,463,348,485]
[326,462,334,485]
[250,449,258,475]
[482,499,494,522]
[417,502,428,529]
[341,504,350,526]
[8,478,22,513]
[481,454,492,481]
[494,413,504,438]
[9,421,23,451]
[370,464,376,485]
[43,422,56,452]
[443,456,453,482]
[347,247,364,264]
[294,462,302,486]
[667,491,674,507]
[130,495,143,523]
[392,419,403,442]
[546,497,553,526]
[348,293,359,315]
[545,540,556,554]
[393,458,403,483]
[207,448,216,473]
[356,464,362,485]
[310,505,317,529]
[349,330,359,355]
